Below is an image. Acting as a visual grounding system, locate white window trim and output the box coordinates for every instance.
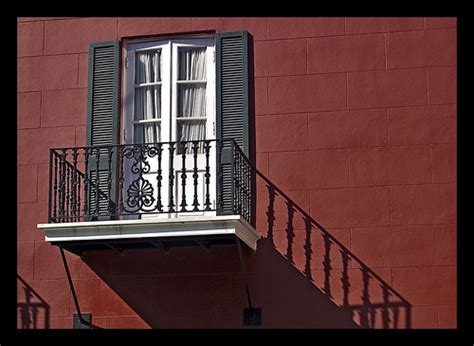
[121,36,215,145]
[120,36,217,219]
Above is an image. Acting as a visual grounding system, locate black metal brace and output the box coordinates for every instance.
[236,237,261,326]
[59,246,92,329]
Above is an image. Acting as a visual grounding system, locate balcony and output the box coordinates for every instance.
[37,139,260,253]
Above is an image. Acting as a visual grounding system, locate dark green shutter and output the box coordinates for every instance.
[86,41,120,220]
[216,31,250,216]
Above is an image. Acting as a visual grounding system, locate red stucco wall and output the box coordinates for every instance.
[17,17,456,329]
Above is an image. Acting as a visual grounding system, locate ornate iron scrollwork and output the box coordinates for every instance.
[124,144,151,175]
[121,144,159,212]
[126,177,155,209]
[49,139,253,223]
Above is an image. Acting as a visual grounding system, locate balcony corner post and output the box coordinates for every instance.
[48,149,54,223]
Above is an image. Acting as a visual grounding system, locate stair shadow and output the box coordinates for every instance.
[78,170,410,328]
[254,170,412,329]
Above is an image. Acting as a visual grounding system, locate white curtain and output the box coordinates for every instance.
[178,48,206,146]
[134,50,161,143]
[179,48,206,80]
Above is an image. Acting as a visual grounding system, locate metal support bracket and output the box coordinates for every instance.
[236,237,261,326]
[59,246,92,329]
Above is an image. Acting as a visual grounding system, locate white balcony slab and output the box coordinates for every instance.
[37,215,260,250]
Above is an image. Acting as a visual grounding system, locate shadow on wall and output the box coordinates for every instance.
[79,169,411,328]
[17,275,50,329]
[53,32,410,328]
[254,171,412,329]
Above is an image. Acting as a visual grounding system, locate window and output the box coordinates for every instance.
[120,37,216,218]
[85,32,251,221]
[122,37,216,148]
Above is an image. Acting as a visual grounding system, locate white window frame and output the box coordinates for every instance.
[120,36,217,219]
[121,36,215,145]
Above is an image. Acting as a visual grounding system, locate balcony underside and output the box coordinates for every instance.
[37,215,260,255]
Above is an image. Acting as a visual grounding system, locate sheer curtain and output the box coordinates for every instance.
[178,48,206,147]
[134,50,161,143]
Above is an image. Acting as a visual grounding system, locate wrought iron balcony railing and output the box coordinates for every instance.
[48,139,252,225]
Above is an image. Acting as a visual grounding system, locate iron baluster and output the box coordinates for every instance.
[237,145,241,214]
[65,162,70,222]
[233,145,238,215]
[241,151,245,216]
[94,147,100,217]
[58,149,66,222]
[107,146,113,217]
[235,148,239,215]
[247,157,252,221]
[118,146,125,215]
[246,153,249,220]
[83,148,89,218]
[72,148,78,222]
[204,140,211,211]
[241,152,244,216]
[238,150,241,215]
[180,141,188,212]
[240,151,244,217]
[168,142,175,213]
[192,141,199,211]
[231,141,236,214]
[216,140,223,212]
[77,173,81,222]
[52,152,58,222]
[48,150,53,223]
[156,143,163,212]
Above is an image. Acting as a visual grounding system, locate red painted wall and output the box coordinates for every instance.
[17,17,456,329]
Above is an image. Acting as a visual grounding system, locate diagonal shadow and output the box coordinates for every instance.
[75,168,411,328]
[255,169,412,329]
[73,166,411,329]
[81,237,361,328]
[50,155,412,327]
[17,275,50,329]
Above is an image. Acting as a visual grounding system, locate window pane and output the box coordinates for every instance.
[135,50,161,83]
[134,123,161,143]
[178,47,206,81]
[178,84,206,117]
[177,120,206,142]
[135,85,161,121]
[177,120,206,153]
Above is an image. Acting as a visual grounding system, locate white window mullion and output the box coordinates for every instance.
[171,42,178,142]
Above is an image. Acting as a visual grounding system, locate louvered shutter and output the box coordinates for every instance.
[86,41,120,220]
[215,31,251,217]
